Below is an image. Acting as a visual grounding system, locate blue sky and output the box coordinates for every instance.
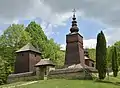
[48,17,104,44]
[0,13,114,49]
[14,16,105,49]
[0,0,120,49]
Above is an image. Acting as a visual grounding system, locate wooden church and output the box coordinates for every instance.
[14,43,41,73]
[65,9,95,68]
[84,48,95,67]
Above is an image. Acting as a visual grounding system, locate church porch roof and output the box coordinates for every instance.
[35,59,55,67]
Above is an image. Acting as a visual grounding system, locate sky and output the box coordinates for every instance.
[0,0,120,50]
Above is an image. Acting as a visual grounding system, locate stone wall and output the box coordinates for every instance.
[7,68,97,83]
[48,68,97,80]
[48,71,85,79]
[7,72,38,83]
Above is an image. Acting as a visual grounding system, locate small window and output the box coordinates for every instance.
[22,53,24,56]
[92,63,94,67]
[35,54,37,57]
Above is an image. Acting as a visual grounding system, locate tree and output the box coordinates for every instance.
[25,21,47,58]
[0,22,65,85]
[114,41,120,66]
[106,46,114,68]
[106,46,112,80]
[96,32,101,69]
[88,48,96,61]
[111,46,118,77]
[0,57,11,84]
[25,21,65,66]
[0,24,30,72]
[96,31,107,79]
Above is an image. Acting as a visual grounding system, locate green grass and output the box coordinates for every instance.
[22,79,120,88]
[0,81,25,88]
[0,79,120,88]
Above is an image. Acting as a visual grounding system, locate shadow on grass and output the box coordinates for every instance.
[94,79,120,86]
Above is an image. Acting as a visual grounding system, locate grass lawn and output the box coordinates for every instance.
[0,81,25,88]
[1,73,120,88]
[21,79,120,88]
[2,78,118,88]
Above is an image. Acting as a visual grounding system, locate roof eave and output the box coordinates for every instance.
[16,50,41,54]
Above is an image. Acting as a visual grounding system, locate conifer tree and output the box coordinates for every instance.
[112,46,118,77]
[96,31,107,79]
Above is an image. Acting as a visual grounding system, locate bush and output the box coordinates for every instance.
[0,58,11,85]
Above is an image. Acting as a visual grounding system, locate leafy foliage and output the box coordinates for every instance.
[25,21,65,66]
[106,41,120,70]
[0,22,65,84]
[0,24,30,84]
[0,24,30,70]
[88,48,96,60]
[114,41,120,66]
[0,57,11,84]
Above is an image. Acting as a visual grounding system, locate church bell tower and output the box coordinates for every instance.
[64,9,84,67]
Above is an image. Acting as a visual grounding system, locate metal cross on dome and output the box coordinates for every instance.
[72,9,76,15]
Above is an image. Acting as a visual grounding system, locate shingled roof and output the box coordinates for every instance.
[35,59,55,67]
[16,43,41,54]
[84,56,95,62]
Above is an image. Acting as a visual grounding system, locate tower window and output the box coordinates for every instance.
[21,53,24,56]
[92,63,94,67]
[35,54,37,57]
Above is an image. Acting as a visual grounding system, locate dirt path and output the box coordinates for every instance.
[1,81,38,88]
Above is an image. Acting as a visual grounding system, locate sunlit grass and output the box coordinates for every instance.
[1,73,120,88]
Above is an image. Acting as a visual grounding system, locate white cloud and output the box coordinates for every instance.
[60,44,66,50]
[40,21,48,30]
[83,39,97,49]
[0,0,73,27]
[42,0,120,28]
[41,22,53,38]
[41,0,120,45]
[104,28,120,45]
[0,0,120,27]
[0,0,120,45]
[60,39,97,50]
[12,20,19,24]
[0,30,3,35]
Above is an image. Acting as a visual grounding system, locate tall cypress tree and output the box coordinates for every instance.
[96,31,107,79]
[96,33,101,69]
[112,46,118,77]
